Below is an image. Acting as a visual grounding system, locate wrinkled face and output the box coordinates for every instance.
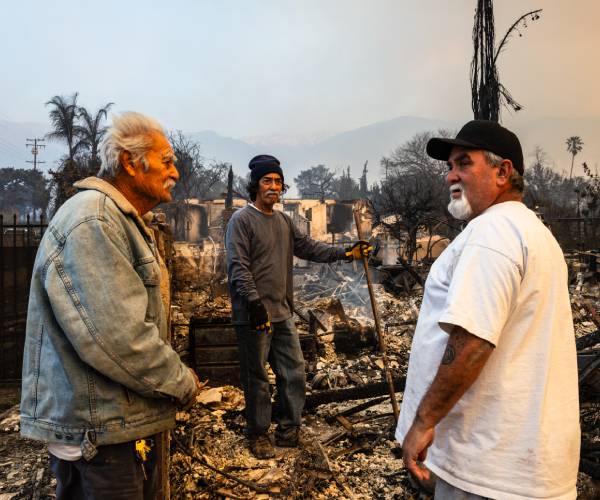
[256,173,283,207]
[446,147,499,220]
[130,131,179,207]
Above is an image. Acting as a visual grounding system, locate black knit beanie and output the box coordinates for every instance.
[249,154,284,183]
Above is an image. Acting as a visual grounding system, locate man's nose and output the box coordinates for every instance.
[170,165,180,181]
[446,166,459,184]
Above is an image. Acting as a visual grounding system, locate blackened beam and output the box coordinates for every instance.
[579,353,600,385]
[294,306,327,332]
[305,377,406,410]
[576,329,600,351]
[325,395,388,423]
[579,457,600,479]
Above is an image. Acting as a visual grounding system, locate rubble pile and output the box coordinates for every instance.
[167,258,600,498]
[0,254,599,498]
[166,263,427,498]
[168,386,418,499]
[0,404,55,500]
[293,263,420,393]
[568,254,600,482]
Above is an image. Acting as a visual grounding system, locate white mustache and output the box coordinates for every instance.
[163,179,176,190]
[449,183,464,194]
[266,190,279,196]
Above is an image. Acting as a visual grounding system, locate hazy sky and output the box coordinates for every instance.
[1,0,599,139]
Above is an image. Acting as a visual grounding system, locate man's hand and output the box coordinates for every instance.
[180,367,205,411]
[345,240,373,261]
[402,417,435,482]
[247,299,272,334]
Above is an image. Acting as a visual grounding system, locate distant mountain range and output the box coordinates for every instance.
[2,115,598,196]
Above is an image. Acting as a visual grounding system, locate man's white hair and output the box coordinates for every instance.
[99,112,165,179]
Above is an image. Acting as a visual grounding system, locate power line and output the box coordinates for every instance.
[0,136,23,155]
[26,138,46,171]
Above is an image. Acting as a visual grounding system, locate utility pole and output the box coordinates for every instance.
[26,138,45,171]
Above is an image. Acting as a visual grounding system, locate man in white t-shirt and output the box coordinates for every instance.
[396,120,580,500]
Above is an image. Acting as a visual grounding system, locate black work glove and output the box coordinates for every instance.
[247,299,272,334]
[345,240,374,262]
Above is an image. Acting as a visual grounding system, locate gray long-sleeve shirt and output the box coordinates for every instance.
[225,205,346,324]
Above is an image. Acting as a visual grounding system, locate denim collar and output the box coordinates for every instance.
[73,177,155,240]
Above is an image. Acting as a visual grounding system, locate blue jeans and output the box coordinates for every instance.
[235,318,306,436]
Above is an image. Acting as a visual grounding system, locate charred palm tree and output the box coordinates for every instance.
[77,102,114,173]
[471,0,542,121]
[45,93,84,161]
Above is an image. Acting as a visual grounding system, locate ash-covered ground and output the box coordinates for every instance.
[2,258,600,499]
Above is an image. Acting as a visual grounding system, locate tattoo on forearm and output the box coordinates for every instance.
[441,345,455,365]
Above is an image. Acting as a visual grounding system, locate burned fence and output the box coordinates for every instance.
[546,216,600,251]
[0,214,47,381]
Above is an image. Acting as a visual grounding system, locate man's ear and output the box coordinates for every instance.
[119,150,137,177]
[495,159,514,187]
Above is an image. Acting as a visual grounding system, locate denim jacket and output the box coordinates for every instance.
[20,177,196,457]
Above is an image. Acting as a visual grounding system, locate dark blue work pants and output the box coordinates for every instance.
[49,438,157,500]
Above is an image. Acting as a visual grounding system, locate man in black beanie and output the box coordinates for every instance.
[225,154,371,458]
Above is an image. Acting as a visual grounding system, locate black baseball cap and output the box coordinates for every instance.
[426,120,524,174]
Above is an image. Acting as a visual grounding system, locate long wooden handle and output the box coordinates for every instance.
[353,208,400,421]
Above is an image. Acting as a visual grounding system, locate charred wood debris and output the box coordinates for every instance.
[163,249,600,499]
[1,252,599,499]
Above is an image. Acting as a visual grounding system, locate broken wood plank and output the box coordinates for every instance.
[320,430,348,446]
[305,377,406,410]
[325,396,388,423]
[579,354,600,385]
[351,412,394,425]
[294,306,327,332]
[330,441,369,460]
[575,329,600,351]
[316,442,333,473]
[335,415,355,433]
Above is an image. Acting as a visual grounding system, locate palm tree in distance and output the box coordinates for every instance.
[45,93,84,161]
[566,136,584,180]
[77,102,114,169]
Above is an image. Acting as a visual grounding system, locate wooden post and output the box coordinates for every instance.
[152,220,172,500]
[352,208,400,421]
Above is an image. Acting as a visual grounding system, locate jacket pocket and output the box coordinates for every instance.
[134,260,161,322]
[134,260,161,286]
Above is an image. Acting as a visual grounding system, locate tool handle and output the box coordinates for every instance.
[353,208,400,421]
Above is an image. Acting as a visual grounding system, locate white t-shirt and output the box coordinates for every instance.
[48,442,82,461]
[395,202,580,500]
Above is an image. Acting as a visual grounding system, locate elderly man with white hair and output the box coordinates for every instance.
[20,112,202,500]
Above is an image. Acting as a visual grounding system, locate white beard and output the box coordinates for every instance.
[448,184,473,220]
